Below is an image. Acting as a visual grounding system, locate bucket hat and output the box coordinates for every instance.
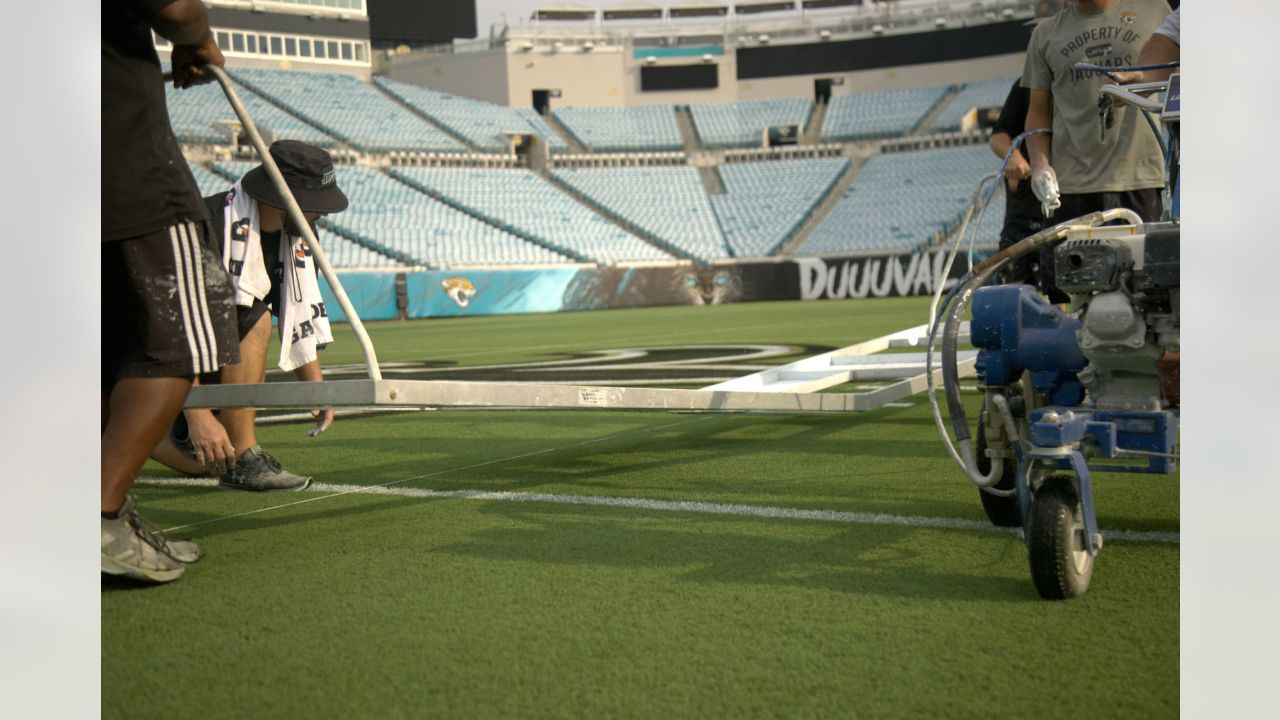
[240,140,348,214]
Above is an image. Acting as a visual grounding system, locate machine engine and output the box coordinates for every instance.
[1053,224,1180,410]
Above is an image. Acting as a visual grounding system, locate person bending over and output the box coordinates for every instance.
[150,141,348,492]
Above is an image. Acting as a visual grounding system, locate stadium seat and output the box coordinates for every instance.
[374,77,570,153]
[391,167,674,264]
[797,145,997,256]
[228,68,465,153]
[712,158,849,258]
[688,98,812,149]
[552,166,728,261]
[552,105,683,152]
[820,85,953,142]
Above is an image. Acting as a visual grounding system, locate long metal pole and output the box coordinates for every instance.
[202,65,383,381]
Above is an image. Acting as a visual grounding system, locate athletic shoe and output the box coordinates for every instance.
[219,445,312,492]
[101,496,185,583]
[164,538,201,563]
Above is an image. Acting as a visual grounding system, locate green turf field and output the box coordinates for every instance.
[103,297,1179,718]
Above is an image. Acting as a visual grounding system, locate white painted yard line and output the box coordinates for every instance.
[153,415,717,533]
[139,476,1179,546]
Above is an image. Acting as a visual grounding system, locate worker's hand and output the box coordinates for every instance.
[171,32,225,89]
[1030,165,1062,219]
[1107,70,1142,86]
[186,410,236,475]
[308,407,335,437]
[1004,152,1031,192]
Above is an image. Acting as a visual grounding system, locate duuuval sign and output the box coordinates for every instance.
[796,251,968,301]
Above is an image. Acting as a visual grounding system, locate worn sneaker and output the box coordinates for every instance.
[101,496,185,583]
[164,538,201,563]
[219,445,312,492]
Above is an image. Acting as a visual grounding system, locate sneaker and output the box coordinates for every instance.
[164,538,201,563]
[219,445,312,492]
[101,496,185,583]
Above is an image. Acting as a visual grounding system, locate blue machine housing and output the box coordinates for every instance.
[970,285,1086,406]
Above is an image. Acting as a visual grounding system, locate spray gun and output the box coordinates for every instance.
[1031,166,1061,219]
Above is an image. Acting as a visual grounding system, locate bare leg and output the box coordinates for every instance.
[102,376,193,513]
[149,434,207,476]
[220,311,271,460]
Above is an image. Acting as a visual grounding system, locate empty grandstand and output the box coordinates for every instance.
[687,98,813,149]
[821,85,953,142]
[797,145,997,256]
[374,77,570,153]
[159,0,1030,285]
[712,158,849,258]
[212,161,572,269]
[930,76,1019,132]
[230,68,464,152]
[166,73,337,147]
[552,166,729,262]
[552,106,684,153]
[391,167,673,265]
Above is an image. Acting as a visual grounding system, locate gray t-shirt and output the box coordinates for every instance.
[1022,0,1171,193]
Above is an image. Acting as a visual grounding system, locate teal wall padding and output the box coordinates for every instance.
[319,272,400,323]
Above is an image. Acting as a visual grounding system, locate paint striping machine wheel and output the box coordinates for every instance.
[975,419,1021,528]
[1027,475,1095,600]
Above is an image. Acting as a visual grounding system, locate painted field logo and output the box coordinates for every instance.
[442,277,477,308]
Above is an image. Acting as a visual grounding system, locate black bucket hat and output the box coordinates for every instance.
[240,140,349,214]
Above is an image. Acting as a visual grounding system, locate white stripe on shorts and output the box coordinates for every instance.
[187,222,220,371]
[178,222,219,373]
[169,224,215,374]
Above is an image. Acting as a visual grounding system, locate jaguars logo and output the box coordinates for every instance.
[442,277,477,308]
[1119,11,1137,24]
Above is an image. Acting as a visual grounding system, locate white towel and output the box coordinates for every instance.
[277,233,333,373]
[220,182,333,372]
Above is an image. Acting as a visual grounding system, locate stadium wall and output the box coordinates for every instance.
[318,251,970,321]
[382,16,1030,107]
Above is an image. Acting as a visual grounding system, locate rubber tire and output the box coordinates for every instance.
[1027,475,1094,600]
[975,421,1021,528]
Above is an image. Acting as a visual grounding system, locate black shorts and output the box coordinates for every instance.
[102,221,240,388]
[996,212,1069,304]
[1057,188,1163,224]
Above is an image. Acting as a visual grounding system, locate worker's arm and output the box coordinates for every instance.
[1111,33,1180,85]
[148,0,224,89]
[292,359,334,435]
[1025,90,1054,176]
[989,131,1030,192]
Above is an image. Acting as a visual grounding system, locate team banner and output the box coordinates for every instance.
[320,250,972,320]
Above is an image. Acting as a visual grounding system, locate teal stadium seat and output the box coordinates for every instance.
[229,68,464,153]
[374,78,570,153]
[552,105,683,152]
[820,85,952,142]
[688,98,812,149]
[552,166,728,261]
[930,76,1019,132]
[392,167,673,264]
[711,158,849,258]
[797,145,998,256]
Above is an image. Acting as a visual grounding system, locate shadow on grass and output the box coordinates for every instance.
[435,502,1040,603]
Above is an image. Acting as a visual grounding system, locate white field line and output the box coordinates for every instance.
[139,479,1179,546]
